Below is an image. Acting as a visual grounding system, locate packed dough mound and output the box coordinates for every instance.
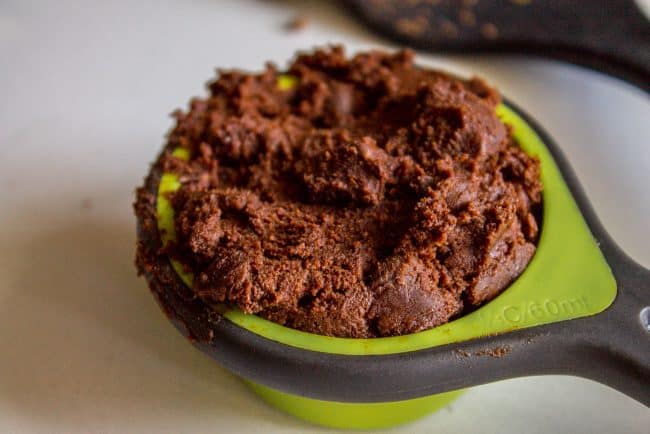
[158,47,542,338]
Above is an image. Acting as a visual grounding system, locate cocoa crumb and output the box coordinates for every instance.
[395,15,429,36]
[480,22,499,40]
[458,8,476,27]
[80,197,93,211]
[286,16,309,32]
[438,18,459,38]
[475,345,511,358]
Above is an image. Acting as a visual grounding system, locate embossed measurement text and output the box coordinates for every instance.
[497,297,589,324]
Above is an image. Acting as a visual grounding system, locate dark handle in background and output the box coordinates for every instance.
[344,0,650,92]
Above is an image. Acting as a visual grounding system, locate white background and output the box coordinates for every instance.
[1,1,648,433]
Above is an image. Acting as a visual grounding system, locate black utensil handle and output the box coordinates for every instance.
[344,0,650,92]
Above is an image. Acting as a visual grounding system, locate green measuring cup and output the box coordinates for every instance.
[137,100,649,430]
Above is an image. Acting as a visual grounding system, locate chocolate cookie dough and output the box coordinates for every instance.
[136,47,542,338]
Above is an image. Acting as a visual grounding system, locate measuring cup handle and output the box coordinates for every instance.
[571,248,650,405]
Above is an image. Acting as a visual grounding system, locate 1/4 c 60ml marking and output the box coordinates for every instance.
[497,297,589,324]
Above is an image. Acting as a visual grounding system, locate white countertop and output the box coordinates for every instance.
[1,1,648,433]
